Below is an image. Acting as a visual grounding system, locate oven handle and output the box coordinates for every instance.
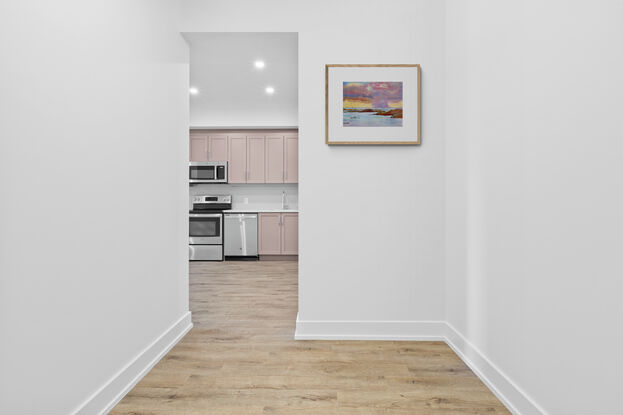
[189,213,223,218]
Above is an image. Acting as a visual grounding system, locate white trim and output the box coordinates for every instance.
[294,315,446,341]
[68,313,545,415]
[444,323,547,415]
[71,312,193,415]
[294,316,546,415]
[190,125,298,130]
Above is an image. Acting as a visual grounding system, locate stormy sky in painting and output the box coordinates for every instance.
[343,82,403,127]
[343,82,403,109]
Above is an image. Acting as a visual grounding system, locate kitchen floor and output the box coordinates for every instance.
[110,261,509,414]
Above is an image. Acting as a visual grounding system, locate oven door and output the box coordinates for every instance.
[189,213,223,244]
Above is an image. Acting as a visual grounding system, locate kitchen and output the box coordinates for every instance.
[185,33,298,262]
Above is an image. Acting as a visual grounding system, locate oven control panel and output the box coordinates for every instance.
[193,195,231,204]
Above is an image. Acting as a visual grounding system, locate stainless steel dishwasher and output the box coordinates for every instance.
[224,213,258,258]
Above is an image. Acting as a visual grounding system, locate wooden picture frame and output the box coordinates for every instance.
[325,64,421,145]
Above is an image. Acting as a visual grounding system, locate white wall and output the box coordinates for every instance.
[5,1,617,413]
[180,0,447,335]
[445,1,623,413]
[0,1,190,414]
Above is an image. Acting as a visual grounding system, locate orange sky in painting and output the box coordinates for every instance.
[343,98,403,109]
[343,97,372,108]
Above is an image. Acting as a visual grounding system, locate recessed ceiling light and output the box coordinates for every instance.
[189,87,199,95]
[254,60,265,69]
[265,86,275,95]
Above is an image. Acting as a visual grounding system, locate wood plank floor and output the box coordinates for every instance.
[110,261,510,414]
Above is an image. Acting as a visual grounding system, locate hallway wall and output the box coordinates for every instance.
[445,1,623,413]
[180,0,448,334]
[2,1,621,413]
[0,1,190,414]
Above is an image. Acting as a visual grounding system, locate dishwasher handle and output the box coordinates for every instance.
[225,213,258,219]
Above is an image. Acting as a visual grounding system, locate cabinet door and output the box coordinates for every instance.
[208,134,228,162]
[228,135,247,183]
[190,133,208,161]
[284,134,298,183]
[258,213,281,254]
[265,135,284,183]
[281,213,298,255]
[246,136,266,183]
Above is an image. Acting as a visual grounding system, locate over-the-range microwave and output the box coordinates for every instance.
[189,161,228,184]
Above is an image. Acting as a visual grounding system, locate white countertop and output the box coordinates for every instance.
[224,207,298,213]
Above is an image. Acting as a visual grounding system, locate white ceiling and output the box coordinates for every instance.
[183,32,298,127]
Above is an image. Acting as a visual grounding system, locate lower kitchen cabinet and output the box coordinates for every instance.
[281,213,298,255]
[258,212,298,256]
[258,213,282,254]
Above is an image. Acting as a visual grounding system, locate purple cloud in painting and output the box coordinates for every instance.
[343,82,403,127]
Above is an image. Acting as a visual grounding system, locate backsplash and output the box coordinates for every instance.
[189,183,298,210]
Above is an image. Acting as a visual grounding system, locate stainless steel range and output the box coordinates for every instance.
[189,195,231,261]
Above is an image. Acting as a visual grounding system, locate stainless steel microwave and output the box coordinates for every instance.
[189,161,228,184]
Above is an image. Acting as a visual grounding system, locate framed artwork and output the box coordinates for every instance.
[325,64,421,145]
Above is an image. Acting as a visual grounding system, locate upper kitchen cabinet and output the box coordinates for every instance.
[265,133,298,184]
[228,135,247,183]
[189,130,298,184]
[265,135,285,183]
[190,133,208,161]
[284,134,298,183]
[246,136,266,183]
[208,134,228,162]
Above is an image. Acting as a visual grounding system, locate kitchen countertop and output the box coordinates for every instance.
[224,208,298,213]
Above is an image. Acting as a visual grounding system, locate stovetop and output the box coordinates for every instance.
[191,195,232,213]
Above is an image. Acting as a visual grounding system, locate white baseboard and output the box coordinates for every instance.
[294,315,446,340]
[69,312,543,415]
[71,312,193,415]
[295,315,545,415]
[444,323,547,415]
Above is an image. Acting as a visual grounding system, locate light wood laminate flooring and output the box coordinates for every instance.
[111,261,510,414]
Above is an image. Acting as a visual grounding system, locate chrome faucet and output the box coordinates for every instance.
[282,190,289,210]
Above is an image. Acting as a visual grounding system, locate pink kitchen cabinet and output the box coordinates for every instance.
[190,133,208,161]
[258,213,282,254]
[258,212,298,256]
[284,134,298,183]
[246,136,266,183]
[228,135,247,183]
[281,213,299,255]
[190,130,297,183]
[265,135,285,183]
[208,134,228,162]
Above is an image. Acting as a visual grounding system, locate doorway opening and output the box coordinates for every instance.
[183,32,299,335]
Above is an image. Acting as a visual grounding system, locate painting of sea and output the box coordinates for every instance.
[343,82,403,127]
